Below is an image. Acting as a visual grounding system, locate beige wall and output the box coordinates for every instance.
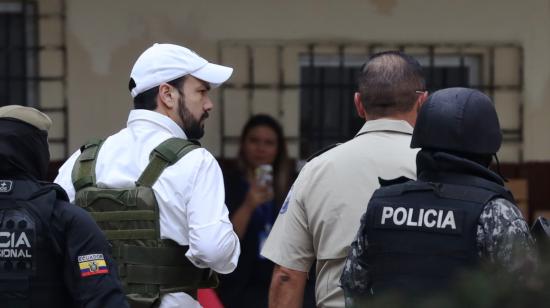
[62,0,550,161]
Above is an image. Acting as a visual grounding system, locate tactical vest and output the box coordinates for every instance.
[0,179,71,308]
[363,174,514,296]
[71,138,218,308]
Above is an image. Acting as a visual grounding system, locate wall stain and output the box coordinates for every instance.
[369,0,398,15]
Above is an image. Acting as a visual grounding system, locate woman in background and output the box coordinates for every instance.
[217,114,299,308]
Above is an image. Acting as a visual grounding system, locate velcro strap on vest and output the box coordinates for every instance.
[154,146,179,164]
[136,138,200,188]
[374,181,438,198]
[90,210,156,222]
[126,292,161,308]
[154,138,200,164]
[114,243,217,292]
[73,176,95,192]
[104,229,157,240]
[121,264,205,285]
[112,245,190,266]
[135,157,171,189]
[72,139,104,191]
[375,180,503,205]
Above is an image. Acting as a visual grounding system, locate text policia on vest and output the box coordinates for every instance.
[379,206,458,230]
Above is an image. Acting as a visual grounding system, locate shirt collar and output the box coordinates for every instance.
[127,109,188,139]
[355,118,414,137]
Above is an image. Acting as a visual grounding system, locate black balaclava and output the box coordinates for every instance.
[0,118,50,180]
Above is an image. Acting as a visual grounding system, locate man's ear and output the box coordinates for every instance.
[158,83,176,109]
[416,91,428,113]
[354,92,366,119]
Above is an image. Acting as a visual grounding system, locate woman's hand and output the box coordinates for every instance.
[244,181,274,210]
[231,177,274,239]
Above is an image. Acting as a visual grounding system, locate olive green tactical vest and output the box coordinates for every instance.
[71,138,218,308]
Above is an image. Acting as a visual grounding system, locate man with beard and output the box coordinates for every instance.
[55,43,240,308]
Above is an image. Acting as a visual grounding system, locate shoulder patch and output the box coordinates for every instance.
[306,143,341,162]
[78,253,109,277]
[0,180,13,193]
[279,187,293,214]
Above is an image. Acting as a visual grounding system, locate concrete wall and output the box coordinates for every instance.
[61,0,550,161]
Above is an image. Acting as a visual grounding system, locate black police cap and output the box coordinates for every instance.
[411,87,502,155]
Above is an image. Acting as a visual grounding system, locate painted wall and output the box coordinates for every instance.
[62,0,550,161]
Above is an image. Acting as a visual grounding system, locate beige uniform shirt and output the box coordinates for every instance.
[261,119,418,308]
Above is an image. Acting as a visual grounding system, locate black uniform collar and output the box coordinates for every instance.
[416,150,505,187]
[0,178,68,202]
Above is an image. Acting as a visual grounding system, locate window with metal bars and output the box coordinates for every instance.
[298,53,482,157]
[0,0,68,161]
[0,2,38,107]
[218,42,523,162]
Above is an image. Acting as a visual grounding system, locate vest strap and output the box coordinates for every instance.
[126,292,161,308]
[121,264,204,285]
[113,244,192,267]
[375,179,506,205]
[136,138,200,188]
[104,229,157,240]
[90,210,156,222]
[71,139,104,191]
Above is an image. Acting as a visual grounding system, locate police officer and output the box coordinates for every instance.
[261,51,427,307]
[0,105,127,308]
[340,87,537,306]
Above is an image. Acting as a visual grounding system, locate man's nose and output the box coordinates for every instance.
[204,97,213,111]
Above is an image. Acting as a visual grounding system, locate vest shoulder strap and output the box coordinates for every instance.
[136,138,201,187]
[374,180,506,205]
[9,181,64,256]
[71,138,104,191]
[34,182,70,202]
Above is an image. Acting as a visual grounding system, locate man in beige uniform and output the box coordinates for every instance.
[261,51,427,308]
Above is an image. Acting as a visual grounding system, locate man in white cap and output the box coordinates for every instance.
[0,105,128,307]
[55,43,240,308]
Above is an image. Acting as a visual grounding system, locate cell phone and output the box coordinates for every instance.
[255,164,273,186]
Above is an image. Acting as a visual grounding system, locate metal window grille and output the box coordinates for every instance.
[0,2,37,107]
[0,0,68,159]
[217,41,523,162]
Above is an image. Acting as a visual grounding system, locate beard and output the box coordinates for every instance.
[178,95,208,140]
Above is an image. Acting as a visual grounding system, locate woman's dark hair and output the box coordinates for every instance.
[238,114,292,208]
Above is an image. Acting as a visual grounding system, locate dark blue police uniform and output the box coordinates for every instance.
[0,105,128,308]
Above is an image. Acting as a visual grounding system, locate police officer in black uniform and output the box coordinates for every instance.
[0,105,128,308]
[340,88,537,306]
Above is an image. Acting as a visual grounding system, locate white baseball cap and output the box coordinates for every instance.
[129,43,233,98]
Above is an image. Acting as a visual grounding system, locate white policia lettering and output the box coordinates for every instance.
[0,232,32,258]
[0,249,32,258]
[0,232,31,248]
[380,206,456,229]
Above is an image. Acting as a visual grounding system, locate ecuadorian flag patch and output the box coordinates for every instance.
[78,253,109,277]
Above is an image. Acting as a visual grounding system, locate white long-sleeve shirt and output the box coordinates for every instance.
[55,109,240,308]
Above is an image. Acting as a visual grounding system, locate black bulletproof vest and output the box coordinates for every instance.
[0,179,72,308]
[363,175,514,296]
